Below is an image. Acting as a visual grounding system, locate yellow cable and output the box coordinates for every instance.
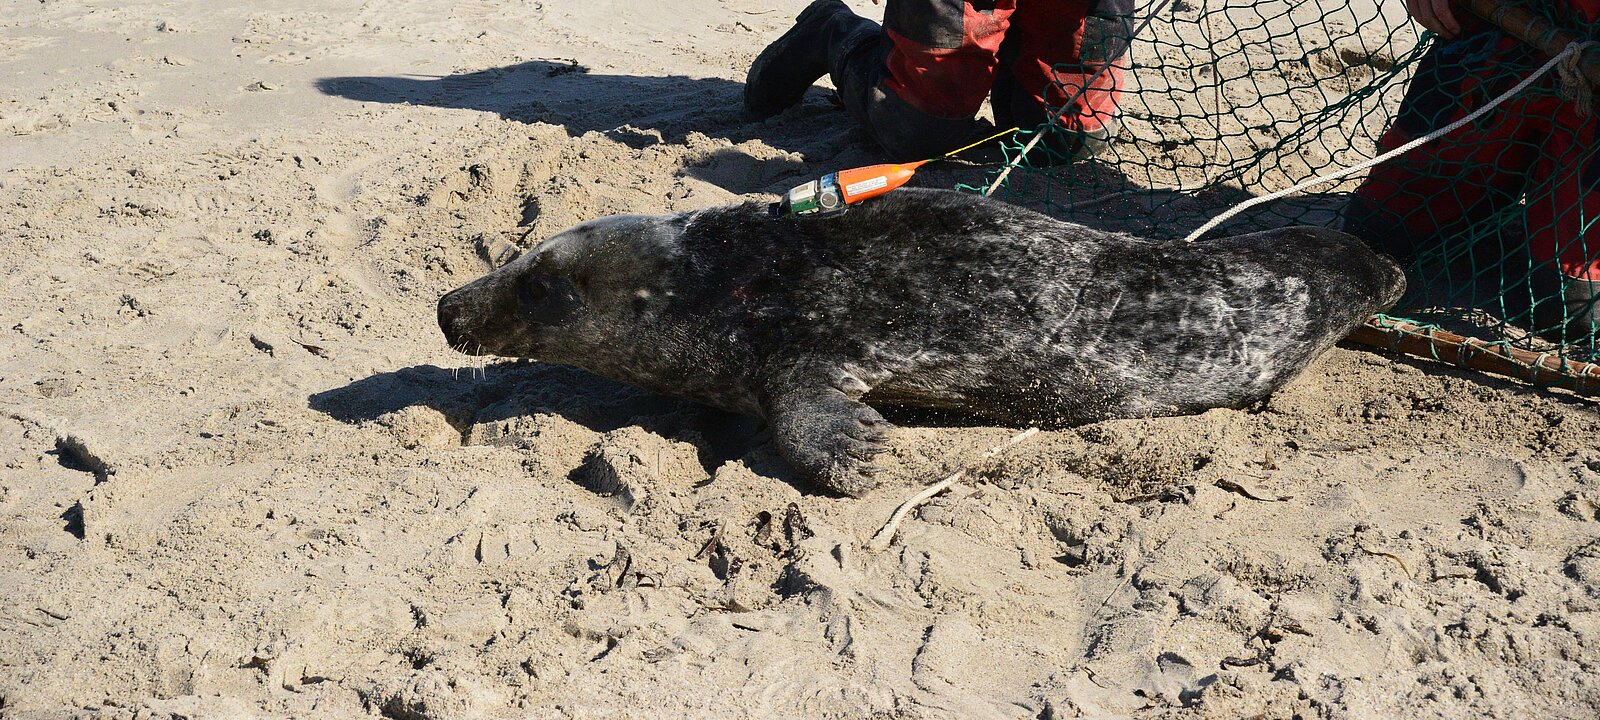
[932,126,1020,161]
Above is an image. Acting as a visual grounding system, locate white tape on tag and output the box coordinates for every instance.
[844,175,888,197]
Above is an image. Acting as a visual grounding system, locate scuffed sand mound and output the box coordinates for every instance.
[2,1,1598,718]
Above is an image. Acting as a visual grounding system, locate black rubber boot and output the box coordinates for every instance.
[1531,264,1600,346]
[744,0,859,119]
[745,0,976,158]
[1565,278,1600,348]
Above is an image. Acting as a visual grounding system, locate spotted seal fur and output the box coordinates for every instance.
[437,188,1404,496]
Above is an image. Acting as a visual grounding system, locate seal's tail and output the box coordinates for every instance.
[1374,252,1407,311]
[1287,226,1408,313]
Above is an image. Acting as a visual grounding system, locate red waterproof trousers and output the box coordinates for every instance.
[880,0,1124,132]
[1348,9,1600,280]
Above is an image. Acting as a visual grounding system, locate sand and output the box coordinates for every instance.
[2,1,1598,718]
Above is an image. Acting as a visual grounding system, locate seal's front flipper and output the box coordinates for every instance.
[765,386,891,497]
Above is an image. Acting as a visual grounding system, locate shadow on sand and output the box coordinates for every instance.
[308,361,771,479]
[315,59,1285,231]
[315,60,875,195]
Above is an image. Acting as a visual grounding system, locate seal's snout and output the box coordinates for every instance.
[437,288,475,352]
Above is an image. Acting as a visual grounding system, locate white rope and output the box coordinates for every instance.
[1558,41,1597,114]
[984,0,1176,197]
[867,427,1039,553]
[1182,40,1598,243]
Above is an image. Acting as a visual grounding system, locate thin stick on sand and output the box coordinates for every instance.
[867,427,1040,553]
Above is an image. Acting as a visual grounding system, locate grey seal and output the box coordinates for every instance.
[437,188,1404,496]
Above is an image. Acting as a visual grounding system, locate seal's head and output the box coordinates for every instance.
[437,213,681,362]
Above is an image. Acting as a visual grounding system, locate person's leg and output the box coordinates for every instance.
[1524,107,1600,345]
[742,0,867,119]
[1342,32,1539,267]
[992,0,1129,163]
[744,0,1013,159]
[836,0,1016,158]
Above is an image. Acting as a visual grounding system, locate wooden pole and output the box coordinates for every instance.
[1345,316,1600,396]
[1459,0,1600,88]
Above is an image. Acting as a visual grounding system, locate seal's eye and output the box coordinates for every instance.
[519,277,546,305]
[518,274,581,325]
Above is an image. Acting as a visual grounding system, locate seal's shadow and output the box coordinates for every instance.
[309,362,771,480]
[309,362,1033,498]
